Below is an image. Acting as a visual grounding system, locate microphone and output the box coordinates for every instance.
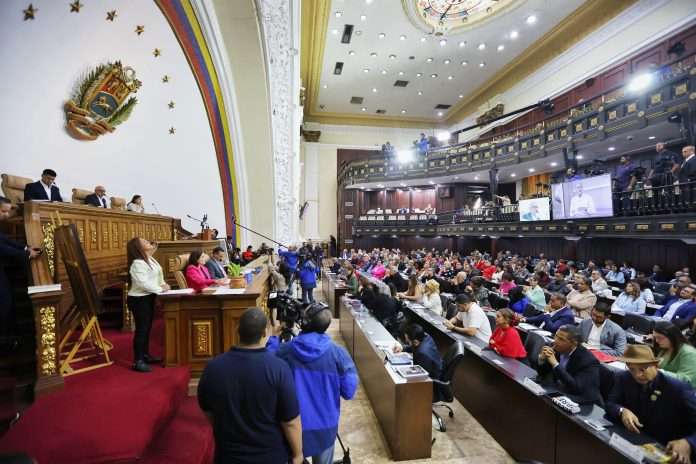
[151,202,161,214]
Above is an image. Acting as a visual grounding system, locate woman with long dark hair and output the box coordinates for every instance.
[185,249,227,292]
[653,321,696,387]
[126,237,169,372]
[127,195,145,213]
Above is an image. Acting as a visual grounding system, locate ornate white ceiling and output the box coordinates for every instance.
[316,0,585,120]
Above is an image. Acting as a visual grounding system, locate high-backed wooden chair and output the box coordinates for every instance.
[172,253,190,289]
[1,173,33,204]
[71,188,92,204]
[110,196,126,210]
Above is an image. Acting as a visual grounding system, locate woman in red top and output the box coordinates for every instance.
[489,308,527,359]
[185,249,227,292]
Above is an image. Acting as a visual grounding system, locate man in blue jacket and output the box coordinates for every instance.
[654,285,696,327]
[523,293,575,334]
[270,304,358,464]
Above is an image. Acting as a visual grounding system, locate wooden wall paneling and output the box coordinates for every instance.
[630,46,663,74]
[670,28,696,55]
[601,63,629,92]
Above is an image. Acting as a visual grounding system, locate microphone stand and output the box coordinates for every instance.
[231,217,289,249]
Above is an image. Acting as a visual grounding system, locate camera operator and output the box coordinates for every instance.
[279,245,300,295]
[269,304,358,464]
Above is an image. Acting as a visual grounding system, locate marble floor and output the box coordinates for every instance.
[320,292,515,463]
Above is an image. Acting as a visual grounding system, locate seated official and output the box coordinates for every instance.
[523,293,575,335]
[357,276,378,307]
[383,266,408,292]
[654,285,696,326]
[590,270,609,295]
[370,260,386,280]
[397,274,423,303]
[422,279,443,316]
[607,345,696,464]
[524,276,546,311]
[489,308,527,359]
[466,276,490,307]
[328,258,341,274]
[546,271,571,295]
[507,286,530,315]
[365,286,399,326]
[85,185,109,208]
[499,272,517,296]
[205,246,227,279]
[654,321,696,388]
[23,168,63,202]
[605,264,626,286]
[444,293,492,343]
[127,194,145,213]
[198,308,303,464]
[579,302,627,356]
[342,263,359,295]
[242,245,255,263]
[394,324,443,397]
[566,276,597,320]
[537,325,602,404]
[450,271,468,294]
[185,249,227,292]
[611,281,647,315]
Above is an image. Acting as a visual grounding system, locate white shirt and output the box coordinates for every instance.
[40,181,52,199]
[128,258,165,296]
[96,195,108,208]
[422,292,443,316]
[456,303,492,343]
[569,193,596,217]
[587,320,606,349]
[664,298,690,320]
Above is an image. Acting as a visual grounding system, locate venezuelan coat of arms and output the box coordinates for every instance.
[64,61,142,141]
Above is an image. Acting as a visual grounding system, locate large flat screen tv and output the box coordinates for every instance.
[519,197,551,221]
[551,174,613,220]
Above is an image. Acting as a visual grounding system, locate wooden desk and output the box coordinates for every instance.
[340,298,432,461]
[321,270,349,318]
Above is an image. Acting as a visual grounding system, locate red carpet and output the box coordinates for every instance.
[0,319,214,463]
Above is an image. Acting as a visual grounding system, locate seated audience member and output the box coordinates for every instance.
[611,281,647,315]
[636,278,655,304]
[649,264,669,285]
[491,264,505,283]
[185,250,226,292]
[621,261,637,281]
[268,261,289,294]
[444,293,492,343]
[579,302,627,356]
[328,258,341,274]
[383,266,408,292]
[653,285,696,325]
[127,194,145,213]
[507,286,530,315]
[197,308,303,464]
[606,344,696,464]
[205,246,227,279]
[499,272,517,296]
[367,284,400,326]
[394,324,443,383]
[23,168,63,202]
[654,321,696,388]
[605,264,626,286]
[535,270,551,287]
[547,271,571,295]
[556,259,568,275]
[397,274,423,303]
[450,271,468,294]
[357,276,377,308]
[489,308,527,359]
[466,276,490,307]
[242,245,255,263]
[524,276,546,311]
[370,260,386,280]
[537,325,602,404]
[422,279,443,316]
[85,185,109,208]
[590,270,609,295]
[566,276,597,320]
[342,263,359,295]
[523,293,575,334]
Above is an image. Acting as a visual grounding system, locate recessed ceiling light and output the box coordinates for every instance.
[648,136,656,140]
[417,91,423,95]
[461,60,469,66]
[447,75,454,80]
[361,107,367,111]
[401,109,406,114]
[608,146,616,151]
[365,0,373,4]
[378,32,386,39]
[370,52,377,57]
[478,43,486,50]
[348,50,356,56]
[458,41,466,47]
[363,68,369,73]
[430,73,438,78]
[443,59,451,64]
[510,30,519,39]
[360,14,366,21]
[335,11,342,18]
[576,154,584,159]
[398,71,404,76]
[420,37,427,43]
[497,44,505,51]
[400,183,406,186]
[550,162,558,167]
[458,94,464,99]
[416,72,423,77]
[479,62,486,67]
[426,57,433,62]
[437,111,443,117]
[511,173,517,177]
[439,39,447,46]
[526,15,537,24]
[389,54,396,59]
[331,29,338,35]
[429,180,434,185]
[474,176,480,180]
[381,69,387,75]
[400,35,407,40]
[355,30,362,36]
[372,87,377,93]
[322,84,328,89]
[528,168,535,172]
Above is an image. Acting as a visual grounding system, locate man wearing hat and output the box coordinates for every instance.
[607,344,696,464]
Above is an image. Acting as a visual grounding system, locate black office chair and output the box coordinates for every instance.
[486,314,497,333]
[524,331,548,370]
[522,304,543,318]
[599,365,616,402]
[653,293,667,306]
[432,341,466,432]
[653,282,672,294]
[445,302,458,320]
[440,294,452,314]
[623,312,656,335]
[488,292,509,310]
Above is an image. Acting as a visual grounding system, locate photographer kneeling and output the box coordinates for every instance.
[268,304,359,464]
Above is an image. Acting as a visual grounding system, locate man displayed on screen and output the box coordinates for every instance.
[569,183,596,217]
[522,202,542,221]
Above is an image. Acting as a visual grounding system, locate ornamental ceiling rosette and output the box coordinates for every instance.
[403,0,524,35]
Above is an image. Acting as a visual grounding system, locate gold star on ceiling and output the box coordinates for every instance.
[135,25,144,35]
[162,75,169,83]
[69,1,82,13]
[169,127,176,135]
[168,101,175,109]
[106,10,117,21]
[153,48,161,57]
[23,3,37,21]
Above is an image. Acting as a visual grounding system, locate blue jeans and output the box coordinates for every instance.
[302,287,315,304]
[311,442,335,464]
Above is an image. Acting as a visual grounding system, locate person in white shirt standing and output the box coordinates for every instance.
[444,294,492,343]
[126,237,170,372]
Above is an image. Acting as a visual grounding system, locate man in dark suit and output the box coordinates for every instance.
[654,285,696,327]
[607,344,696,464]
[383,266,408,293]
[524,293,575,334]
[678,145,696,206]
[23,169,63,202]
[84,185,109,208]
[205,247,227,279]
[0,197,41,348]
[537,324,602,404]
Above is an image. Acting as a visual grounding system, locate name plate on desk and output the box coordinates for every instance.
[522,377,547,396]
[465,341,483,356]
[608,433,645,462]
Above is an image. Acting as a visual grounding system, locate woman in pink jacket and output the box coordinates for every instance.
[185,249,227,292]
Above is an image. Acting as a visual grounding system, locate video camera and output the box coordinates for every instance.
[268,292,305,342]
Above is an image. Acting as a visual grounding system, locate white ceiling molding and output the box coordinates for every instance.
[192,0,252,246]
[256,0,302,245]
[319,123,432,137]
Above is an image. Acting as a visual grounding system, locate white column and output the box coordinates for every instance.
[302,141,320,240]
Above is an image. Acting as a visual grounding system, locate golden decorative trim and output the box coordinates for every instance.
[41,222,57,278]
[608,110,617,120]
[687,222,696,231]
[675,83,688,97]
[548,225,558,231]
[650,93,662,105]
[626,102,637,113]
[578,225,589,231]
[193,321,213,356]
[39,306,57,376]
[659,223,675,231]
[613,224,627,231]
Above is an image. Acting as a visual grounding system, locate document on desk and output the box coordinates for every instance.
[160,288,195,295]
[517,323,539,331]
[213,288,246,295]
[608,433,645,462]
[522,377,547,396]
